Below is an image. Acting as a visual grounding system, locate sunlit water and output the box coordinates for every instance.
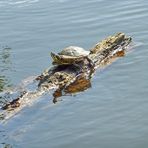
[0,0,148,147]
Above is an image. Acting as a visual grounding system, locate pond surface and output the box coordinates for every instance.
[0,0,148,148]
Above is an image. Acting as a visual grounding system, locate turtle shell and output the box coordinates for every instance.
[51,52,87,65]
[51,46,90,65]
[59,46,89,57]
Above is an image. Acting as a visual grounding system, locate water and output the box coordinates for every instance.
[0,0,148,147]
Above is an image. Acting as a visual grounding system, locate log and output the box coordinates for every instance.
[0,32,132,120]
[37,32,132,102]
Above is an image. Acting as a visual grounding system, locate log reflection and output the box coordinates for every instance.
[53,75,91,103]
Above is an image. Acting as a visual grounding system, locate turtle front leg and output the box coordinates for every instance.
[85,57,95,69]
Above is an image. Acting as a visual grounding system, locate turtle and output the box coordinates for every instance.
[50,46,92,65]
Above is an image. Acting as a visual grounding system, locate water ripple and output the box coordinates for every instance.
[0,0,39,7]
[0,0,148,147]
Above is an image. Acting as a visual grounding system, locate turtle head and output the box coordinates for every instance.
[51,52,60,64]
[50,52,67,65]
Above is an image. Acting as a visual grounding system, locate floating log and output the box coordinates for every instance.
[0,32,132,119]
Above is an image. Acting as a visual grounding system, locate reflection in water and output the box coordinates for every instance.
[0,76,11,93]
[0,129,13,148]
[0,47,12,92]
[53,74,91,103]
[0,47,12,72]
[0,76,5,92]
[1,143,12,148]
[0,47,12,121]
